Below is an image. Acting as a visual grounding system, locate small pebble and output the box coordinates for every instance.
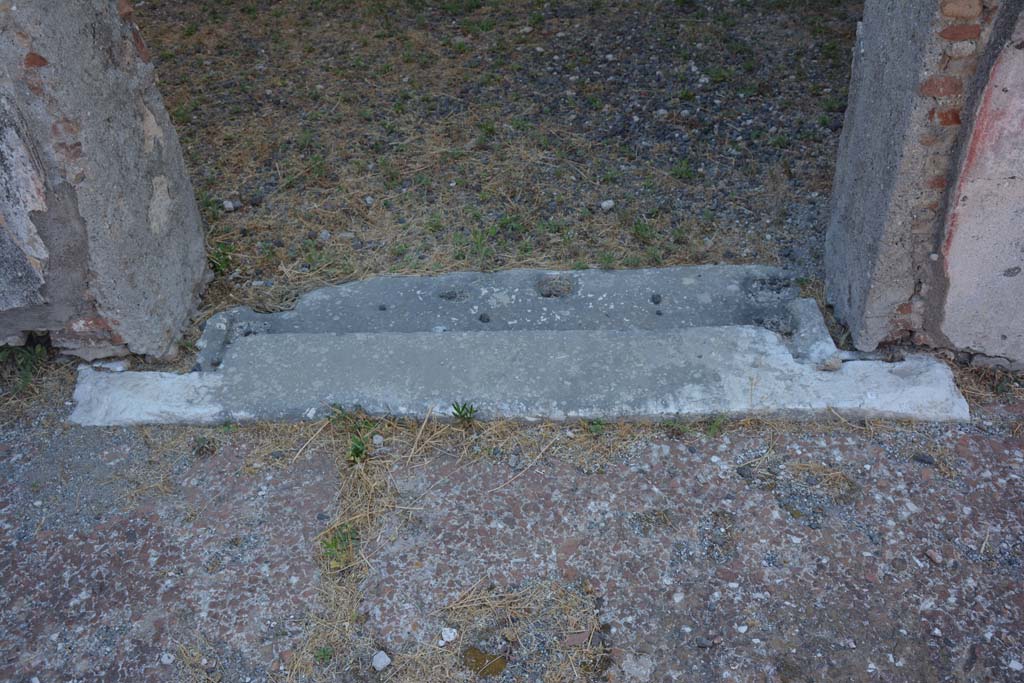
[650,293,662,304]
[372,434,385,447]
[600,199,615,212]
[317,230,331,242]
[479,313,491,323]
[160,653,175,665]
[925,548,943,565]
[371,651,391,672]
[694,636,714,648]
[913,453,936,466]
[363,196,375,207]
[440,627,458,644]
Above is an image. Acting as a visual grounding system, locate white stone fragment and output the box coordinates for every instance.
[371,651,391,671]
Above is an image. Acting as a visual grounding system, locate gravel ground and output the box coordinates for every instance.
[2,385,1023,682]
[355,421,1024,682]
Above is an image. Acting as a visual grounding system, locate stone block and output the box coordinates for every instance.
[0,0,207,359]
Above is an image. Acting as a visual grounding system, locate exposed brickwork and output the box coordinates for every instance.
[942,0,984,19]
[940,23,983,40]
[936,107,964,125]
[883,0,1014,345]
[22,52,47,68]
[920,74,964,96]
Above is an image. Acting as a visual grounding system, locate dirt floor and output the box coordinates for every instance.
[3,1,1024,682]
[133,0,857,319]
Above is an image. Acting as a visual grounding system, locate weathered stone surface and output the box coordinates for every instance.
[0,418,338,682]
[0,0,207,358]
[69,268,969,426]
[940,14,1024,368]
[71,328,969,425]
[359,429,1024,680]
[193,266,804,371]
[825,0,939,351]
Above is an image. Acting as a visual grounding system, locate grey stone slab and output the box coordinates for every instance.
[195,266,799,370]
[71,268,969,426]
[72,327,969,426]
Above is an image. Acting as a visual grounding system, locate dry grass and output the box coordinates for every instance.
[786,461,857,501]
[280,409,636,681]
[133,0,854,321]
[0,352,76,429]
[953,363,1024,409]
[177,639,226,683]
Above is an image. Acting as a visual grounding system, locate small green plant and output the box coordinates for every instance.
[708,66,733,84]
[0,344,47,393]
[321,523,359,568]
[702,415,727,438]
[426,212,445,233]
[823,96,846,114]
[452,401,478,424]
[477,120,497,139]
[308,154,327,179]
[329,406,383,464]
[170,100,197,126]
[208,242,235,276]
[348,434,368,464]
[631,220,656,245]
[661,419,694,437]
[297,128,315,151]
[670,158,697,181]
[314,646,334,665]
[587,419,606,436]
